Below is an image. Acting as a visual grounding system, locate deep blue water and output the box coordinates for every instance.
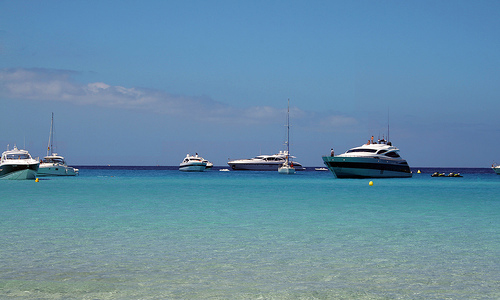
[1,167,499,299]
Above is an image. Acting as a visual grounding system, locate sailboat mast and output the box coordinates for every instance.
[47,112,54,156]
[287,99,289,153]
[286,99,290,162]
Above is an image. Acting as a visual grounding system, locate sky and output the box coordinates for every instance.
[1,0,499,167]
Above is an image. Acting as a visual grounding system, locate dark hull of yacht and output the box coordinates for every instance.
[322,156,412,178]
[0,163,39,180]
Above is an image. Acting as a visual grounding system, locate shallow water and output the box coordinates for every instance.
[1,168,499,299]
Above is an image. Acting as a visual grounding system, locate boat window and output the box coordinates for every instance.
[6,154,30,159]
[346,149,377,153]
[376,150,388,154]
[385,151,401,158]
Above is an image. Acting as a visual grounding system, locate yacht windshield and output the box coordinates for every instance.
[6,154,30,159]
[44,158,64,164]
[346,149,377,153]
[385,151,401,158]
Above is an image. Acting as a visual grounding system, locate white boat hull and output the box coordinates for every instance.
[278,166,296,174]
[322,156,412,178]
[179,164,206,172]
[493,166,500,175]
[228,161,304,171]
[37,163,79,176]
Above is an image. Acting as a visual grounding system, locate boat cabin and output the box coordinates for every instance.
[42,156,66,165]
[1,147,33,162]
[344,144,401,158]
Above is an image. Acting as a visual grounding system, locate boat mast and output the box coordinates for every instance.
[286,99,290,163]
[47,112,54,156]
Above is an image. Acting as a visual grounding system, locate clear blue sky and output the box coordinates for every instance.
[1,1,499,167]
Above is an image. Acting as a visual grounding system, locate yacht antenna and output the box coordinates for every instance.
[47,112,54,156]
[387,108,390,143]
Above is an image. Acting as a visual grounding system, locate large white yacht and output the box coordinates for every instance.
[0,145,40,180]
[179,153,211,172]
[322,138,412,178]
[228,150,305,171]
[37,113,79,176]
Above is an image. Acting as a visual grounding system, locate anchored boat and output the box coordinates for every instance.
[37,113,79,176]
[0,145,39,180]
[322,138,412,178]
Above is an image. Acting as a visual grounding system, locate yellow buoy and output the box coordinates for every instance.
[417,170,421,174]
[369,181,373,186]
[35,178,39,182]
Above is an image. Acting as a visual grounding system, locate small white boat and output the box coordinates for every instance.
[492,164,500,175]
[278,164,295,174]
[0,145,39,180]
[278,99,296,175]
[315,168,328,171]
[204,160,214,170]
[37,154,79,176]
[179,153,209,172]
[37,113,79,176]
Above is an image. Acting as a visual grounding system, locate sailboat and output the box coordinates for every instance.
[278,99,296,174]
[37,113,79,176]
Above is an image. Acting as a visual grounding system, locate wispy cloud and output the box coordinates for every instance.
[0,68,356,128]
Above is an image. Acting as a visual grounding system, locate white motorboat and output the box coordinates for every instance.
[0,145,39,180]
[204,160,214,170]
[278,99,295,175]
[492,164,500,175]
[37,113,79,176]
[278,161,296,174]
[322,138,412,178]
[228,151,305,171]
[37,154,79,176]
[179,153,209,172]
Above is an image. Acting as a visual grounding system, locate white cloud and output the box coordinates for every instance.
[87,82,110,92]
[0,67,357,129]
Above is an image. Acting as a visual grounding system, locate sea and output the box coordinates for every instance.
[1,167,499,300]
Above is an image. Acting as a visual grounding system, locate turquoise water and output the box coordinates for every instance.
[1,168,499,299]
